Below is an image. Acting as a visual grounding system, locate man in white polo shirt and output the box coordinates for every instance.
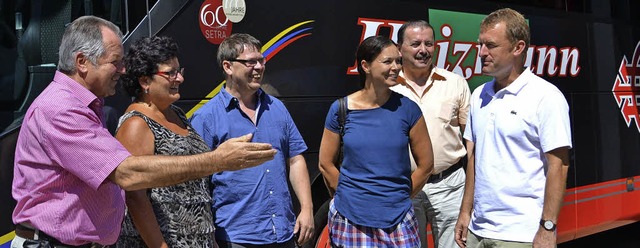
[454,8,572,248]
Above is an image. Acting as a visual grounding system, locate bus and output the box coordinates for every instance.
[1,0,639,247]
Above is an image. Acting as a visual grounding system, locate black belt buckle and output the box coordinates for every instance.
[428,160,462,183]
[22,239,52,248]
[429,171,445,182]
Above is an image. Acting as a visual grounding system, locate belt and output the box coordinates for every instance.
[15,224,103,248]
[427,159,464,183]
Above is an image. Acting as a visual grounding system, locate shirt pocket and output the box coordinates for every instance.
[256,121,287,153]
[437,100,458,124]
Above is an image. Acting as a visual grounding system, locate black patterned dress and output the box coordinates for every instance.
[116,105,215,248]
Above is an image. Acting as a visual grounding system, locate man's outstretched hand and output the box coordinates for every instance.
[213,133,277,171]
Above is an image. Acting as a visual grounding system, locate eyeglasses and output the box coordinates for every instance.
[155,67,185,80]
[228,58,266,67]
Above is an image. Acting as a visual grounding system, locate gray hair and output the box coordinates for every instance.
[216,33,262,68]
[57,16,123,73]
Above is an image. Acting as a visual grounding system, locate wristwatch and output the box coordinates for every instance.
[540,219,556,231]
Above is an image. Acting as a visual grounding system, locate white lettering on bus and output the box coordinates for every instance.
[350,18,582,79]
[347,18,404,74]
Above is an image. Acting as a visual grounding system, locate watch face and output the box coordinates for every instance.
[544,220,555,230]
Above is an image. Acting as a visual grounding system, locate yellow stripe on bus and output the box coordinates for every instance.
[261,20,314,53]
[185,81,225,118]
[0,231,15,245]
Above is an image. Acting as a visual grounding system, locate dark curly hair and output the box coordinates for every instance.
[120,36,179,99]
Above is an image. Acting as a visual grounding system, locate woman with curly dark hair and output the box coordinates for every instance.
[115,36,216,248]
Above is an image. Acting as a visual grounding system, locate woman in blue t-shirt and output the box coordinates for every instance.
[319,35,434,247]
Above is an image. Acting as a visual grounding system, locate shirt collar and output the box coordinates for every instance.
[53,70,101,108]
[397,68,446,86]
[220,85,265,111]
[480,67,532,98]
[396,68,446,97]
[501,67,531,95]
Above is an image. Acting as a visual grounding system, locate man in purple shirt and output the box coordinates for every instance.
[10,16,276,248]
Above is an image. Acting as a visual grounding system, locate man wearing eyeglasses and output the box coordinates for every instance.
[190,33,314,248]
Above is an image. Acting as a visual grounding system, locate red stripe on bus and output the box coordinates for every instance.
[558,176,640,243]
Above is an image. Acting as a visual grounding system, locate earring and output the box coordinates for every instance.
[144,88,149,94]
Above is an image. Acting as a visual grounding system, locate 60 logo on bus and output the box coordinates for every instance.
[199,0,231,44]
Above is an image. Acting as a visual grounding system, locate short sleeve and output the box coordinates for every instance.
[190,109,216,149]
[284,107,307,158]
[458,77,471,125]
[463,113,473,142]
[538,90,572,152]
[405,96,422,128]
[393,92,422,129]
[324,99,341,134]
[463,88,477,143]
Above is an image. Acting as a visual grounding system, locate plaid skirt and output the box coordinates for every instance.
[328,200,421,248]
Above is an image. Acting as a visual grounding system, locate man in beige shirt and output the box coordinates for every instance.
[391,20,471,248]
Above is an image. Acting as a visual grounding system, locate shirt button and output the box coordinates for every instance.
[270,191,273,195]
[266,169,270,173]
[272,214,276,218]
